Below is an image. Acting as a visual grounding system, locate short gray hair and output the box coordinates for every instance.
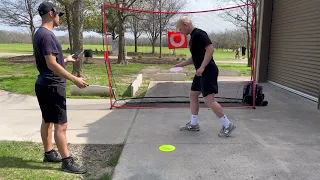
[176,16,193,28]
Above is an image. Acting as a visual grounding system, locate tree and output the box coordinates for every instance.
[53,0,94,52]
[143,0,160,54]
[53,0,124,74]
[55,0,85,77]
[208,28,246,51]
[215,0,259,67]
[110,0,140,64]
[0,0,40,43]
[126,2,148,53]
[143,0,186,54]
[126,16,144,53]
[103,7,121,54]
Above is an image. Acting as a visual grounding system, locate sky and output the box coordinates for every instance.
[0,0,240,37]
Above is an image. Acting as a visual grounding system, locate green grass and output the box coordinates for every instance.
[0,141,123,180]
[0,141,82,180]
[0,43,236,61]
[219,64,252,76]
[0,59,148,98]
[107,151,122,167]
[178,64,251,81]
[0,57,250,98]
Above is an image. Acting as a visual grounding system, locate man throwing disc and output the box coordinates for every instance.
[175,16,236,137]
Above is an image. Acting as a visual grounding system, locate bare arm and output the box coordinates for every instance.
[176,57,193,67]
[200,44,214,69]
[46,54,77,82]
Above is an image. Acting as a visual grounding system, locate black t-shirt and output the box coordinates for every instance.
[33,27,66,87]
[189,28,218,74]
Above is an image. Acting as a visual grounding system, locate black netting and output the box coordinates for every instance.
[102,3,256,109]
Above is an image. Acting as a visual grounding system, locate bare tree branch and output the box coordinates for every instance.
[142,0,186,53]
[0,0,40,42]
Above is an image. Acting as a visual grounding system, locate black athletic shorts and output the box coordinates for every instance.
[191,67,219,97]
[35,83,67,124]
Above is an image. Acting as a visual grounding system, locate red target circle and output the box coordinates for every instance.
[168,31,187,49]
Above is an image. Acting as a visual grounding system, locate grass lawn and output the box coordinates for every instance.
[0,59,147,98]
[0,43,236,61]
[0,57,250,98]
[0,141,123,180]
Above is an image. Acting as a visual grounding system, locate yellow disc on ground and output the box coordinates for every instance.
[159,144,176,152]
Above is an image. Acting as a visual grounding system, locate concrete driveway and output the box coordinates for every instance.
[1,82,320,180]
[111,83,320,180]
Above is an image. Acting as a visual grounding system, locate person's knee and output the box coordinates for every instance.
[54,123,68,133]
[189,91,200,100]
[203,94,215,106]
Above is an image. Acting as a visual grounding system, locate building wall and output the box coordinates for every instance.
[255,0,273,83]
[256,0,320,107]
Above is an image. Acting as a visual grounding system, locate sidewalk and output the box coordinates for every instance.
[0,53,32,57]
[0,90,137,144]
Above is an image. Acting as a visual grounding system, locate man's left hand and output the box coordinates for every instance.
[64,55,77,63]
[196,66,205,76]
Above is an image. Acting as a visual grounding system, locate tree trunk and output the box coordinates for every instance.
[30,25,35,43]
[246,0,251,67]
[117,11,126,64]
[65,4,73,53]
[25,0,34,43]
[134,33,138,53]
[152,40,155,54]
[70,0,84,77]
[246,27,251,67]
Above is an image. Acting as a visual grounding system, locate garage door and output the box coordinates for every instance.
[267,0,320,100]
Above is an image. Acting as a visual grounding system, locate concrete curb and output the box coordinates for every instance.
[70,85,114,96]
[131,74,142,96]
[151,73,186,81]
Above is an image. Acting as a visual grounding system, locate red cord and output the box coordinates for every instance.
[103,3,251,14]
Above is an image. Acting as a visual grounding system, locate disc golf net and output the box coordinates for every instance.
[102,2,256,109]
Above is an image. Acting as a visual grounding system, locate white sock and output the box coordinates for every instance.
[190,115,198,125]
[220,115,230,128]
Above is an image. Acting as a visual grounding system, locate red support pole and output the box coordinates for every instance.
[103,4,114,109]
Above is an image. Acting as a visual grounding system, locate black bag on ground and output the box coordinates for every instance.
[242,81,268,106]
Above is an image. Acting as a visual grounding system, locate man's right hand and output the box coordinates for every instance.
[175,57,193,67]
[175,63,183,67]
[73,77,88,89]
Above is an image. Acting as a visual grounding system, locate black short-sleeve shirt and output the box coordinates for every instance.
[189,28,217,73]
[33,27,66,87]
